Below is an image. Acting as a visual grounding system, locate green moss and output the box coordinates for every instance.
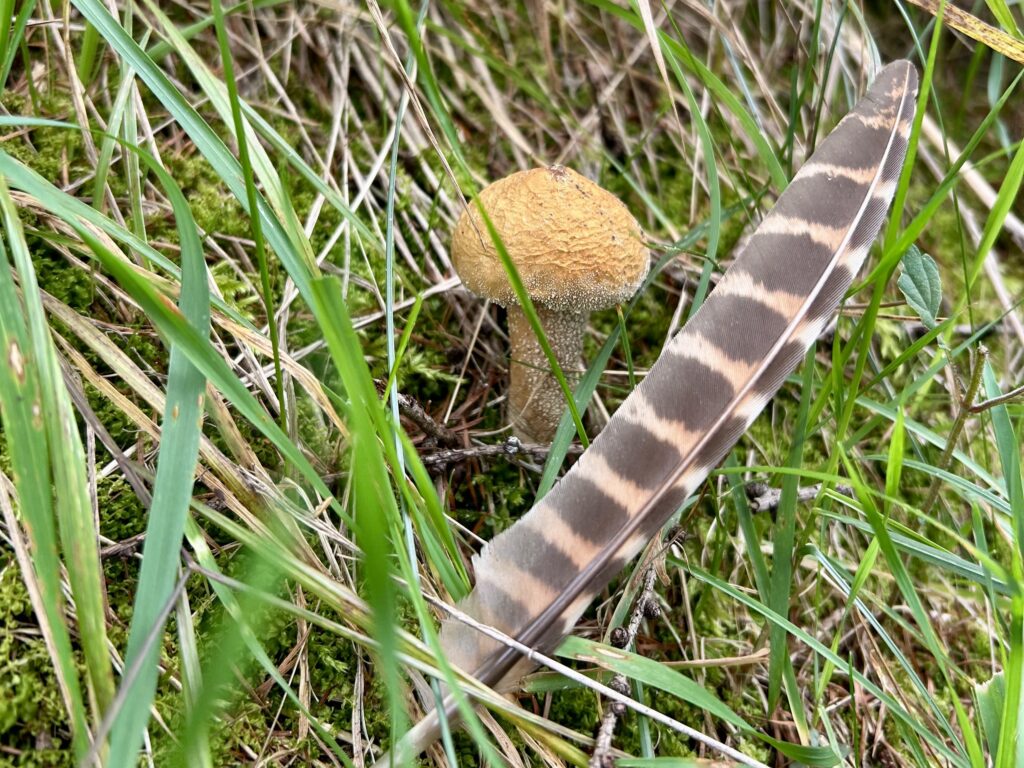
[29,247,95,310]
[208,261,262,324]
[295,394,337,469]
[97,475,149,544]
[0,95,86,184]
[0,562,75,768]
[82,380,140,453]
[545,685,601,735]
[449,460,534,535]
[155,156,251,242]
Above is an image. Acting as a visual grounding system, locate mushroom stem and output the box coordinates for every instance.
[507,304,586,443]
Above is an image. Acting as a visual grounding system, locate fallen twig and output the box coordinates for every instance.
[745,482,855,512]
[420,436,584,470]
[589,567,660,768]
[923,346,988,515]
[969,381,1024,413]
[374,378,461,447]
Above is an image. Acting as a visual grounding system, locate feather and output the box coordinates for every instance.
[441,60,918,694]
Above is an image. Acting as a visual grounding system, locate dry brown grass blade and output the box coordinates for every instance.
[52,331,268,532]
[365,0,470,210]
[916,116,1024,348]
[906,0,1024,65]
[218,317,348,436]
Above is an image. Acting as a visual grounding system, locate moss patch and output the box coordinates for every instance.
[0,562,75,768]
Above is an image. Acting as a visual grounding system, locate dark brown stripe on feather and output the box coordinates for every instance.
[693,295,789,362]
[592,420,684,489]
[501,528,585,587]
[723,240,834,297]
[749,339,811,396]
[471,570,531,625]
[686,414,753,477]
[847,196,892,251]
[814,119,896,170]
[804,264,855,320]
[638,356,735,429]
[550,475,630,544]
[773,174,873,229]
[882,133,909,178]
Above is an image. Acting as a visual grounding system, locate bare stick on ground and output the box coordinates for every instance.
[374,379,461,447]
[589,567,659,768]
[420,436,584,470]
[745,482,855,513]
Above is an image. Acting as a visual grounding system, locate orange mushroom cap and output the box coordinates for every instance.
[451,166,649,312]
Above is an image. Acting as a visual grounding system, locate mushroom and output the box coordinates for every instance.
[451,165,649,443]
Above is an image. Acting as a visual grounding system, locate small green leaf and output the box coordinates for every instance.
[897,245,942,328]
[977,670,1005,759]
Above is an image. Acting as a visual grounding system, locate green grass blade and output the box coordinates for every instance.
[687,562,968,767]
[660,16,722,319]
[107,156,211,766]
[767,348,814,716]
[560,636,840,765]
[0,182,91,758]
[981,362,1024,766]
[996,593,1024,768]
[0,141,251,326]
[967,133,1024,292]
[181,517,352,766]
[0,0,33,91]
[209,0,285,432]
[173,576,211,768]
[69,0,322,302]
[45,194,335,511]
[1,174,118,721]
[583,0,788,191]
[839,447,980,764]
[308,275,407,739]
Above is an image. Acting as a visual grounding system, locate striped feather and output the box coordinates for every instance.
[441,60,918,693]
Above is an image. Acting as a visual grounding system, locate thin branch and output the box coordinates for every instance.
[923,346,988,515]
[374,378,461,447]
[969,381,1024,413]
[420,436,585,469]
[589,567,659,768]
[745,482,855,512]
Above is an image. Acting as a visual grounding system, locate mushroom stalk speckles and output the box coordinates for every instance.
[440,61,918,696]
[451,165,649,442]
[507,305,586,443]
